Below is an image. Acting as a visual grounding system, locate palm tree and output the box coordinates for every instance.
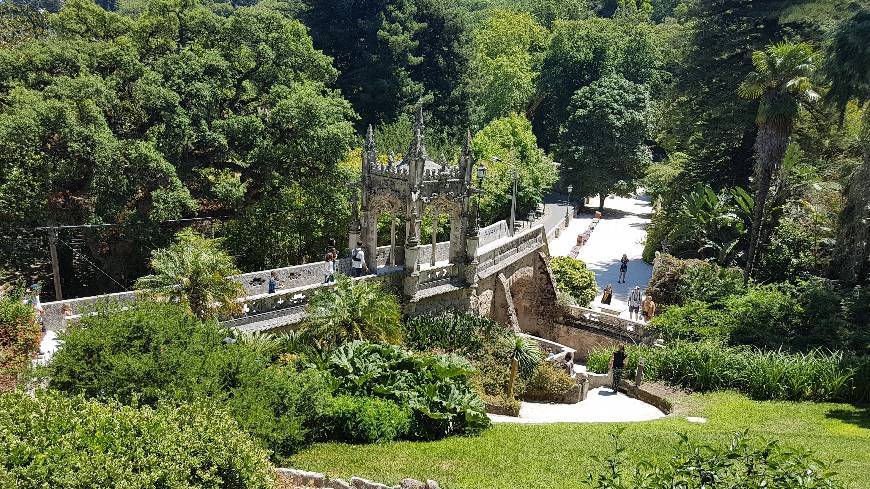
[506,335,542,398]
[136,230,243,320]
[825,9,870,285]
[303,274,402,346]
[738,42,819,281]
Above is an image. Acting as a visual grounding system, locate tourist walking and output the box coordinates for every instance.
[609,344,626,393]
[351,241,368,277]
[563,351,575,378]
[267,271,279,294]
[24,284,44,318]
[600,284,613,305]
[642,293,656,322]
[618,254,629,283]
[628,285,642,321]
[324,250,336,283]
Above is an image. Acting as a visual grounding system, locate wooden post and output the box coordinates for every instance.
[47,228,63,300]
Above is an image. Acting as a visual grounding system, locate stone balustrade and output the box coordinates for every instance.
[478,220,509,247]
[476,225,547,279]
[563,305,646,341]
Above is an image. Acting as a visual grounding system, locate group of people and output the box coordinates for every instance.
[266,240,370,294]
[599,254,656,322]
[545,348,576,377]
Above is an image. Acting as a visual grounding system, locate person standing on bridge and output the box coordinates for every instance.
[324,249,336,283]
[628,285,642,321]
[351,241,368,278]
[601,284,613,305]
[618,253,629,283]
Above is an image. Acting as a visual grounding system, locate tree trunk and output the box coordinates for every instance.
[744,121,791,282]
[598,193,606,212]
[507,357,518,399]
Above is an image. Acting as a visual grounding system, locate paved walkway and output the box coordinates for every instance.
[489,387,666,424]
[550,194,654,318]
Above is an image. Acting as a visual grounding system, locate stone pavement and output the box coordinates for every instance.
[488,387,666,424]
[550,194,654,318]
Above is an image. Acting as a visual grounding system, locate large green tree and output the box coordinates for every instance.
[471,113,557,223]
[301,0,472,131]
[738,42,819,281]
[0,0,356,293]
[557,75,651,210]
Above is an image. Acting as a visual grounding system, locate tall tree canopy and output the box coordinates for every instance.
[557,75,651,209]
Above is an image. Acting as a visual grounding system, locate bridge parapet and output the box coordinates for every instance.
[476,225,547,279]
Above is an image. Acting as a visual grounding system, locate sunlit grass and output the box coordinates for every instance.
[290,391,870,489]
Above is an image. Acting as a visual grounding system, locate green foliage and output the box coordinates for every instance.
[650,300,735,342]
[472,113,557,223]
[48,301,332,458]
[524,361,574,397]
[320,395,412,444]
[647,254,744,308]
[301,0,471,130]
[0,291,40,380]
[405,309,511,356]
[549,256,598,306]
[323,341,490,439]
[585,430,846,489]
[0,391,274,488]
[588,341,870,403]
[471,9,547,124]
[725,284,803,350]
[135,229,243,320]
[304,274,402,346]
[643,152,686,203]
[558,75,651,204]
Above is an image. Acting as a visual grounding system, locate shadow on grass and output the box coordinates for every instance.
[826,406,870,430]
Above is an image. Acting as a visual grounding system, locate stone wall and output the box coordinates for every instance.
[522,317,628,363]
[479,220,509,247]
[415,241,451,265]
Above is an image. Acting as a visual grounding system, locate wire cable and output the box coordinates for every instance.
[57,238,129,291]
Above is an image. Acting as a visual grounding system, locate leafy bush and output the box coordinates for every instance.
[323,341,490,439]
[549,256,598,306]
[524,362,575,397]
[48,302,331,458]
[480,392,521,417]
[0,291,40,384]
[587,341,869,403]
[585,429,845,488]
[405,310,511,356]
[0,391,274,488]
[726,284,803,349]
[650,300,735,342]
[320,395,411,443]
[647,254,743,308]
[304,274,402,346]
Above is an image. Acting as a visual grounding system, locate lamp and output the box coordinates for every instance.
[477,164,486,181]
[564,184,573,226]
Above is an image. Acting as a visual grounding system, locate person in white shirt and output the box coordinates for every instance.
[350,241,368,277]
[628,286,642,321]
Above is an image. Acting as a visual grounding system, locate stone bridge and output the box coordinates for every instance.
[39,111,645,355]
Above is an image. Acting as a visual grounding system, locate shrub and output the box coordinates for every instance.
[405,310,511,356]
[587,341,869,403]
[524,362,575,397]
[585,429,845,488]
[304,274,402,346]
[650,300,735,342]
[480,392,521,417]
[647,254,744,308]
[48,301,332,458]
[726,284,803,349]
[323,341,490,439]
[549,256,598,306]
[0,391,274,489]
[0,291,40,387]
[320,395,411,443]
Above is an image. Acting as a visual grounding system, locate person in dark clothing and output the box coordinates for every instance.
[268,271,278,294]
[601,284,613,305]
[618,254,629,283]
[609,344,626,392]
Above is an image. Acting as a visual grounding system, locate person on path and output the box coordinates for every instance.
[24,284,44,318]
[618,254,629,283]
[600,284,613,305]
[628,285,642,321]
[323,250,336,283]
[642,293,656,322]
[267,271,279,294]
[563,351,575,378]
[609,344,626,393]
[351,241,368,277]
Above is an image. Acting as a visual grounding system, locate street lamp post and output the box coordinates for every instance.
[564,184,573,227]
[509,167,517,236]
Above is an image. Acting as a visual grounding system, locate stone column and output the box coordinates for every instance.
[430,210,438,267]
[389,217,397,266]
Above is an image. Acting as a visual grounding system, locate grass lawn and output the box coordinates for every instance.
[290,391,870,489]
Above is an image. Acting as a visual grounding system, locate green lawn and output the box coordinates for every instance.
[290,392,870,489]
